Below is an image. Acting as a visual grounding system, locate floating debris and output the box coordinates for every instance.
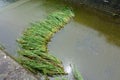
[16,7,74,77]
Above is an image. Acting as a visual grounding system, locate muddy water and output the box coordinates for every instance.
[0,0,120,80]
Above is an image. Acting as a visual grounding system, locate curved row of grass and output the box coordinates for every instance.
[16,7,74,77]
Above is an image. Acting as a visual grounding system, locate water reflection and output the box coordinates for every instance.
[48,21,120,80]
[65,65,72,74]
[74,8,120,46]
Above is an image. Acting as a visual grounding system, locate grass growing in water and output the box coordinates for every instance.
[53,64,84,80]
[16,7,74,77]
[71,65,84,80]
[0,44,5,50]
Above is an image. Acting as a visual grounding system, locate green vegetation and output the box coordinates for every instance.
[55,77,68,80]
[0,44,5,50]
[16,7,74,77]
[53,65,84,80]
[71,65,84,80]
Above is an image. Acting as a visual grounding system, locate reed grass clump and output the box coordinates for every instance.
[17,7,74,77]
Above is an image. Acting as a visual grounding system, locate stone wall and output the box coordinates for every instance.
[64,0,120,16]
[0,50,38,80]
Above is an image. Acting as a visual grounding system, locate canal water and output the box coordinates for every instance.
[0,0,120,80]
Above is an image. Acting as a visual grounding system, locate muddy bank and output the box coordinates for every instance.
[0,50,38,80]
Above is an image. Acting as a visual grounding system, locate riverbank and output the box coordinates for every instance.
[62,0,120,17]
[0,49,38,80]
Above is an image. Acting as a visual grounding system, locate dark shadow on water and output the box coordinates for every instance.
[74,7,120,46]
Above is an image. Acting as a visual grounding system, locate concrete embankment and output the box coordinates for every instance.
[62,0,120,17]
[0,50,38,80]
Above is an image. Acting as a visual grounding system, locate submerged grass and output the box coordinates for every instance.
[71,65,84,80]
[0,44,5,50]
[55,77,68,80]
[16,7,74,77]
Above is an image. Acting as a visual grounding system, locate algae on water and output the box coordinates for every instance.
[17,7,74,77]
